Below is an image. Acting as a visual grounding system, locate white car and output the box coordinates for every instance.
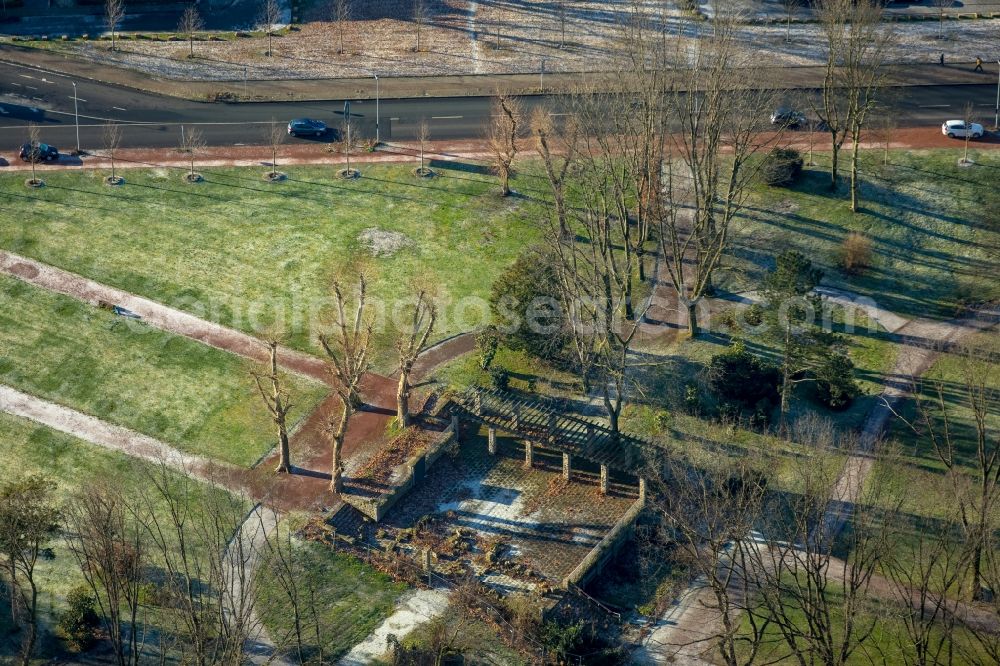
[941,120,984,139]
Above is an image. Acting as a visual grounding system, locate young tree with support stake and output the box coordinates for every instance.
[105,0,124,53]
[319,277,373,493]
[103,121,123,185]
[395,289,436,427]
[261,0,281,57]
[331,0,351,54]
[264,119,284,180]
[178,5,203,59]
[179,125,205,182]
[25,123,41,186]
[251,339,294,473]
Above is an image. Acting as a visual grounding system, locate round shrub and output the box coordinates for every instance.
[761,148,804,187]
[58,585,99,652]
[489,366,510,391]
[708,341,781,411]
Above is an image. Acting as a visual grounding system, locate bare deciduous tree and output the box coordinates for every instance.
[782,0,798,43]
[747,435,901,666]
[179,125,205,181]
[106,0,125,52]
[396,289,436,427]
[657,15,783,336]
[961,100,976,165]
[319,277,373,492]
[261,0,281,56]
[178,5,203,58]
[531,105,578,238]
[486,92,522,197]
[252,339,294,473]
[331,0,351,54]
[264,119,284,179]
[647,455,770,666]
[413,0,428,52]
[103,121,123,184]
[900,343,1000,602]
[0,475,60,666]
[65,482,146,666]
[141,469,262,664]
[417,117,431,174]
[933,0,955,41]
[814,0,892,208]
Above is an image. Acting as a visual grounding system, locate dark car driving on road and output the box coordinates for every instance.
[770,108,807,128]
[287,118,328,137]
[18,141,59,163]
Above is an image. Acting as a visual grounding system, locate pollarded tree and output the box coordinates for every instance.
[0,475,60,666]
[319,277,373,492]
[395,289,437,427]
[252,339,294,473]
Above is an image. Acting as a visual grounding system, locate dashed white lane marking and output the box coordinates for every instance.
[112,106,127,111]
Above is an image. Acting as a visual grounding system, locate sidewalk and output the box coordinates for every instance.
[2,128,997,176]
[1,42,994,103]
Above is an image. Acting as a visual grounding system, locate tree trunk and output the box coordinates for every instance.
[603,386,620,435]
[189,35,193,57]
[276,429,290,473]
[331,402,349,492]
[397,371,411,427]
[687,301,699,337]
[850,136,860,213]
[829,131,840,190]
[780,324,792,427]
[19,579,37,666]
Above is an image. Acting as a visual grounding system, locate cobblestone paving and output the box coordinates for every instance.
[382,427,639,585]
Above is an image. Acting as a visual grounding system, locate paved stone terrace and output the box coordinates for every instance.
[380,426,639,589]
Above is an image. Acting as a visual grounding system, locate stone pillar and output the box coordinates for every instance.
[600,464,609,495]
[488,427,497,455]
[638,477,647,503]
[474,392,482,415]
[562,453,571,481]
[524,441,534,468]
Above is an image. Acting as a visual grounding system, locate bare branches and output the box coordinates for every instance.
[105,0,125,52]
[179,125,205,181]
[178,5,203,59]
[264,118,284,179]
[103,121,123,185]
[395,289,437,427]
[486,92,522,197]
[413,0,428,52]
[260,0,281,56]
[319,276,373,492]
[251,339,294,473]
[331,0,351,54]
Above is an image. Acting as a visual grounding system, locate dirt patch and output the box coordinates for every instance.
[358,228,413,258]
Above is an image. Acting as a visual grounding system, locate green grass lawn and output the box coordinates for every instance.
[729,149,999,320]
[0,412,249,662]
[0,163,546,366]
[256,535,407,662]
[0,274,327,467]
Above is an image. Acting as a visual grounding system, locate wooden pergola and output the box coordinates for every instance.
[452,386,665,496]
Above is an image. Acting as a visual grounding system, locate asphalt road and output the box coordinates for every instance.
[0,60,997,151]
